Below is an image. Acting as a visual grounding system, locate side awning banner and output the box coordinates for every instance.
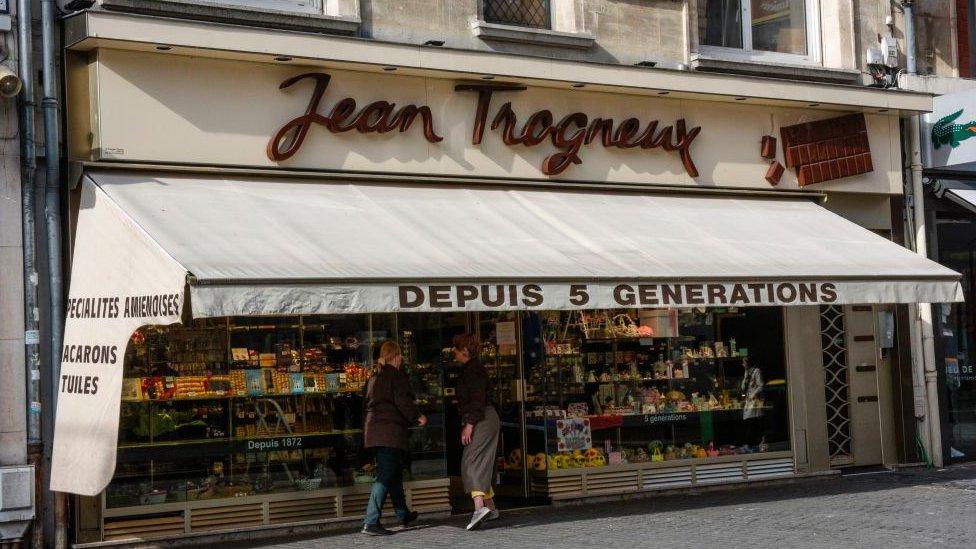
[50,180,187,496]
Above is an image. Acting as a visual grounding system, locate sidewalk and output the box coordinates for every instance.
[220,464,976,549]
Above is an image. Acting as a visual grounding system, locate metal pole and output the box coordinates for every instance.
[16,0,43,546]
[907,115,943,467]
[904,0,918,75]
[40,0,67,546]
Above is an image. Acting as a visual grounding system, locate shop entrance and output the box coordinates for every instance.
[444,312,542,510]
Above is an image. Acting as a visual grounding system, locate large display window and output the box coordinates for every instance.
[934,208,976,462]
[110,314,447,510]
[99,306,791,538]
[488,307,791,497]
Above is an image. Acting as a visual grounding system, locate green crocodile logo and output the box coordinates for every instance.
[932,109,976,149]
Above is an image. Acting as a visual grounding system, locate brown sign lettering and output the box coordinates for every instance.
[267,73,702,178]
[456,83,702,177]
[268,72,443,161]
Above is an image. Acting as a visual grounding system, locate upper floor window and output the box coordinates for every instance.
[216,0,324,15]
[699,0,817,60]
[484,0,552,29]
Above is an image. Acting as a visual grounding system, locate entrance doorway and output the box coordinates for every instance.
[819,305,895,468]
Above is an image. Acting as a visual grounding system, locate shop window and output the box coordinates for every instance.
[484,0,552,29]
[111,314,447,510]
[935,212,976,462]
[488,307,790,496]
[698,0,820,62]
[107,306,790,526]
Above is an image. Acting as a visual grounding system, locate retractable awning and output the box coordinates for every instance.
[50,170,962,495]
[94,171,961,315]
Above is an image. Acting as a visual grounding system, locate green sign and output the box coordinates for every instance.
[932,109,976,149]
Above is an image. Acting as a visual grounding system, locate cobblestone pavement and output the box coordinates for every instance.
[224,465,976,549]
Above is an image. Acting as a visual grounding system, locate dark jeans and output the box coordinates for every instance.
[363,447,408,526]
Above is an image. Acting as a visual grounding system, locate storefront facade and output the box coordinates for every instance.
[54,9,959,545]
[923,89,976,463]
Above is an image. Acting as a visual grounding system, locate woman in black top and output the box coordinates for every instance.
[453,333,500,530]
[361,341,427,536]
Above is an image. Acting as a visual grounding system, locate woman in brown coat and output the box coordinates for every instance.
[453,333,501,531]
[361,341,427,536]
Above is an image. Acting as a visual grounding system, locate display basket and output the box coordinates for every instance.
[607,314,639,338]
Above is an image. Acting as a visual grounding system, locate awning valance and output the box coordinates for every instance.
[95,171,961,315]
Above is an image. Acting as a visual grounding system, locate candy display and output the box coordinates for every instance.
[509,307,789,480]
[111,314,448,511]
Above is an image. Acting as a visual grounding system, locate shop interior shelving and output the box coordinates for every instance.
[96,314,451,544]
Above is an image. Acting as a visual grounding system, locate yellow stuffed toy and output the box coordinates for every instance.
[584,448,607,467]
[508,448,523,470]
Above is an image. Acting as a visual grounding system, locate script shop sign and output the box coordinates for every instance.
[267,73,702,177]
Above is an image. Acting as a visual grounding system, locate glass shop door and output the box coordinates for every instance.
[476,312,533,500]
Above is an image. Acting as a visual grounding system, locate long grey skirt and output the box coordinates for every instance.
[461,406,500,495]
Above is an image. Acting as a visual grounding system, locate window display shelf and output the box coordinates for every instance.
[528,451,795,500]
[552,377,701,385]
[119,429,365,449]
[521,449,793,477]
[525,407,774,429]
[99,478,451,542]
[121,388,366,403]
[117,430,365,462]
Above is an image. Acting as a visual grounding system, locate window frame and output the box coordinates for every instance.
[482,0,554,30]
[699,0,822,65]
[212,0,324,15]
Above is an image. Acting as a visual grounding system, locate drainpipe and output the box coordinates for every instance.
[903,0,917,75]
[907,117,944,468]
[16,0,42,546]
[40,0,67,546]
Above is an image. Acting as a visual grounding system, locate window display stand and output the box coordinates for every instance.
[531,450,794,501]
[95,477,451,542]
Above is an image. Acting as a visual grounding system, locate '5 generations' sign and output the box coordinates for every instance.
[396,282,838,310]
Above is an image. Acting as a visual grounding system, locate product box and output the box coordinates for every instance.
[325,373,340,393]
[245,369,264,396]
[639,309,679,338]
[289,373,305,394]
[121,378,143,401]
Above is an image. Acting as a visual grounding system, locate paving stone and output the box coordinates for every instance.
[218,465,976,549]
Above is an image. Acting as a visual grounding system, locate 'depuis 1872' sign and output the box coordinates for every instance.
[268,72,702,177]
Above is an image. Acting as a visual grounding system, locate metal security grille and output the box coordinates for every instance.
[484,0,551,28]
[819,305,853,466]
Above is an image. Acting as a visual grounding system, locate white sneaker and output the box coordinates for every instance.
[466,507,491,530]
[487,509,500,521]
